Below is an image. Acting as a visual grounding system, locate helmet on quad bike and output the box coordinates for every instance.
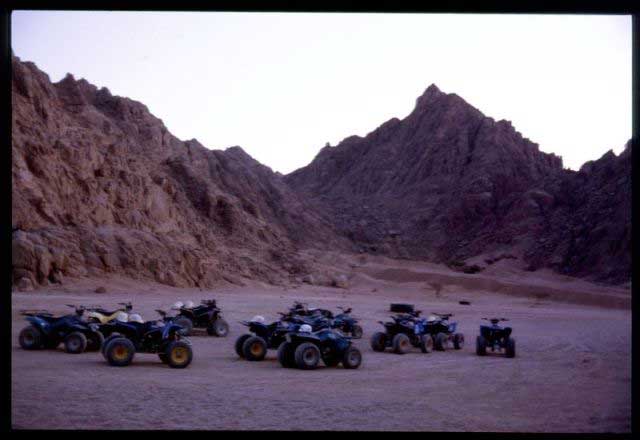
[171,301,184,310]
[427,315,439,322]
[115,311,129,323]
[183,300,194,309]
[250,315,265,323]
[128,313,144,323]
[299,324,312,333]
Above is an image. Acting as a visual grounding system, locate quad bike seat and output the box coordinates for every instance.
[92,308,123,316]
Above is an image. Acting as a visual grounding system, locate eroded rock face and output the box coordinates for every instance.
[11,55,346,288]
[285,85,631,284]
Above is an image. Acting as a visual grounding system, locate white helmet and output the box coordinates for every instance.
[251,315,265,323]
[427,315,438,322]
[299,324,312,333]
[114,311,128,323]
[184,300,194,309]
[171,301,184,310]
[128,313,144,323]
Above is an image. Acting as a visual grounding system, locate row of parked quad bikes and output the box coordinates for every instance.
[17,300,516,370]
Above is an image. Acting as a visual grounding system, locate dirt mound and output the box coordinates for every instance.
[11,55,347,289]
[285,85,631,284]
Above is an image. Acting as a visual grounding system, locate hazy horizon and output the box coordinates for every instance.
[11,11,632,173]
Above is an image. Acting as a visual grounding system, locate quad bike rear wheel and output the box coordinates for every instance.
[242,336,267,361]
[453,333,465,350]
[392,333,410,354]
[476,335,487,356]
[207,318,229,337]
[19,325,43,350]
[86,331,105,352]
[505,337,516,358]
[64,332,87,354]
[294,342,321,370]
[166,340,193,368]
[434,332,447,351]
[277,342,296,368]
[235,334,252,358]
[342,346,362,369]
[351,325,363,339]
[102,333,122,359]
[419,334,433,353]
[370,332,387,352]
[105,337,135,366]
[173,316,193,336]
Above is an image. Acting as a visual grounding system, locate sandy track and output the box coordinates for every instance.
[11,274,631,432]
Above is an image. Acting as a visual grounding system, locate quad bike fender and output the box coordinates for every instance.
[286,332,322,344]
[25,316,51,335]
[162,322,184,339]
[448,322,457,333]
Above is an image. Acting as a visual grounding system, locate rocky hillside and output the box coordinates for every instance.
[11,55,347,290]
[285,85,631,284]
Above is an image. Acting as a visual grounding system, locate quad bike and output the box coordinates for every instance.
[277,325,362,370]
[476,318,515,358]
[370,313,433,354]
[235,316,297,361]
[85,302,133,324]
[287,301,333,319]
[18,305,104,353]
[100,314,193,368]
[331,307,363,339]
[171,299,229,337]
[424,313,465,351]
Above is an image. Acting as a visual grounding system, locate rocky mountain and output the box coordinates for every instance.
[285,85,631,284]
[11,55,347,290]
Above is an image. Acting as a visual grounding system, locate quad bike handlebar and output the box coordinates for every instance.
[155,309,167,316]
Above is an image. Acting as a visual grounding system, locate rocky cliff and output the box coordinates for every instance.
[11,55,346,290]
[285,85,631,284]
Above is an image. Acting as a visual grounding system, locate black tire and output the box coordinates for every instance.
[277,342,296,368]
[166,340,193,368]
[390,303,414,313]
[242,336,267,361]
[392,333,411,354]
[434,332,447,351]
[453,333,465,350]
[505,337,516,358]
[19,325,43,350]
[207,318,229,337]
[64,332,87,354]
[294,342,321,370]
[351,325,363,339]
[342,346,362,369]
[105,337,135,366]
[102,333,122,359]
[419,334,433,353]
[476,335,487,356]
[86,331,105,352]
[370,332,387,352]
[173,316,193,336]
[235,334,252,358]
[158,353,169,364]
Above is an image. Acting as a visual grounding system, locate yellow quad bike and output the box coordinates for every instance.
[86,302,133,324]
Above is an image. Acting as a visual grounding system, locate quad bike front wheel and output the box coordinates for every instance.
[419,334,433,353]
[64,332,88,354]
[370,332,387,352]
[505,337,516,358]
[342,347,362,369]
[86,331,105,352]
[277,342,296,368]
[392,333,411,354]
[235,334,252,358]
[453,333,465,350]
[351,325,363,339]
[207,318,229,337]
[434,333,448,351]
[476,335,487,356]
[242,336,267,361]
[294,342,321,370]
[105,337,135,366]
[166,340,193,368]
[173,316,193,336]
[19,325,43,350]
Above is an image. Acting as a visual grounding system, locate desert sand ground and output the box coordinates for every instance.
[11,254,631,432]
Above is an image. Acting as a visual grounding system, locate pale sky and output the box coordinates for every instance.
[12,11,631,174]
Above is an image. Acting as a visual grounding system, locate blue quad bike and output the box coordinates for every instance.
[424,313,465,351]
[99,317,193,368]
[476,318,515,358]
[235,313,330,361]
[370,312,434,354]
[276,327,362,370]
[172,299,229,337]
[18,305,104,354]
[331,307,363,339]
